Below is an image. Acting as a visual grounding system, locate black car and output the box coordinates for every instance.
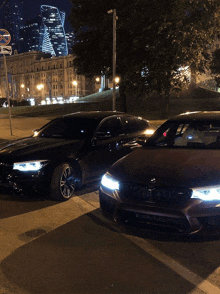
[100,111,220,235]
[0,111,155,201]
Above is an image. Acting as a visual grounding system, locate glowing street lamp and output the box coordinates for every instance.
[115,77,120,84]
[72,80,78,96]
[36,84,44,101]
[20,84,25,99]
[37,84,44,91]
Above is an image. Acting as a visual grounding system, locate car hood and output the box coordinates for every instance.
[0,136,85,163]
[109,147,220,189]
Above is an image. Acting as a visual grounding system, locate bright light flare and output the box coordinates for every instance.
[13,160,48,171]
[144,129,155,136]
[101,173,119,190]
[192,186,220,201]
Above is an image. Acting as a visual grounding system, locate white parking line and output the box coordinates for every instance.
[0,193,219,294]
[124,235,220,294]
[79,196,220,294]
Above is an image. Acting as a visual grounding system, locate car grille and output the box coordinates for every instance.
[198,216,220,228]
[120,183,192,204]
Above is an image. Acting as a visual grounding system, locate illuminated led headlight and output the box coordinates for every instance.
[13,160,49,171]
[101,173,119,190]
[191,186,220,201]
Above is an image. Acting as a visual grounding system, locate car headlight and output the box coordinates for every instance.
[13,160,49,171]
[191,186,220,201]
[101,173,119,190]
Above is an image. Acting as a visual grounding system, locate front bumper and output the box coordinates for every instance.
[99,187,220,235]
[0,164,50,194]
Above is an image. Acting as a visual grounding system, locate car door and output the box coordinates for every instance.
[79,115,125,183]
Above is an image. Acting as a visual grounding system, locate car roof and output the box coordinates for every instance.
[168,111,220,122]
[62,111,137,120]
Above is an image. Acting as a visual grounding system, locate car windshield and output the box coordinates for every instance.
[145,120,220,149]
[35,117,100,140]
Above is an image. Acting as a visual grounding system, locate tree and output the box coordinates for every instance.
[210,49,220,90]
[69,0,220,117]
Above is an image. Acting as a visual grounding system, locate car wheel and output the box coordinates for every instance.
[50,163,76,201]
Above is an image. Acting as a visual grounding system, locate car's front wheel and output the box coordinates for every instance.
[50,163,76,201]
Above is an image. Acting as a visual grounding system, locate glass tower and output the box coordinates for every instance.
[0,0,24,52]
[20,17,41,52]
[39,5,68,57]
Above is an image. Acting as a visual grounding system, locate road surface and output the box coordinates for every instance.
[0,186,220,294]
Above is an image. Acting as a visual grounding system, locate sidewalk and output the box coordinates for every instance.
[0,115,49,141]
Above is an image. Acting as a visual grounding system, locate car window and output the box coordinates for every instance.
[95,117,123,138]
[150,126,173,146]
[174,123,220,147]
[146,120,220,149]
[122,117,149,133]
[35,117,99,140]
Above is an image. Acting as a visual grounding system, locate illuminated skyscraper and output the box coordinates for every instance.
[0,0,24,52]
[20,17,41,52]
[39,5,68,57]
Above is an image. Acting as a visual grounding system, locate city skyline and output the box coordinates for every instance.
[0,0,74,54]
[23,0,72,21]
[40,5,68,56]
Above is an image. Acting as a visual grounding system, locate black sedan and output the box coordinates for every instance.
[0,111,155,201]
[100,111,220,235]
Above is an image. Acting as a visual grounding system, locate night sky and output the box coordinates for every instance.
[23,0,72,21]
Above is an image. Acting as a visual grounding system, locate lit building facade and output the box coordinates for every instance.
[39,5,68,57]
[0,51,95,105]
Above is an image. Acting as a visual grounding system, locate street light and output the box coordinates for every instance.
[108,9,118,111]
[20,84,25,99]
[115,77,120,84]
[36,84,44,91]
[72,80,78,96]
[36,84,44,102]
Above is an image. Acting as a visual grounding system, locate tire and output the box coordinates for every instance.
[50,163,76,201]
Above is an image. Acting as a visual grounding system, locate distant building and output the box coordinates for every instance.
[64,21,75,54]
[39,5,68,57]
[0,0,24,53]
[65,31,75,54]
[0,51,95,104]
[19,17,41,53]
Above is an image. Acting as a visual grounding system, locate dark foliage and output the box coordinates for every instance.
[69,0,220,117]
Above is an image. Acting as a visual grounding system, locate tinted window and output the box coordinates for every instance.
[96,117,123,137]
[122,117,149,133]
[35,117,100,140]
